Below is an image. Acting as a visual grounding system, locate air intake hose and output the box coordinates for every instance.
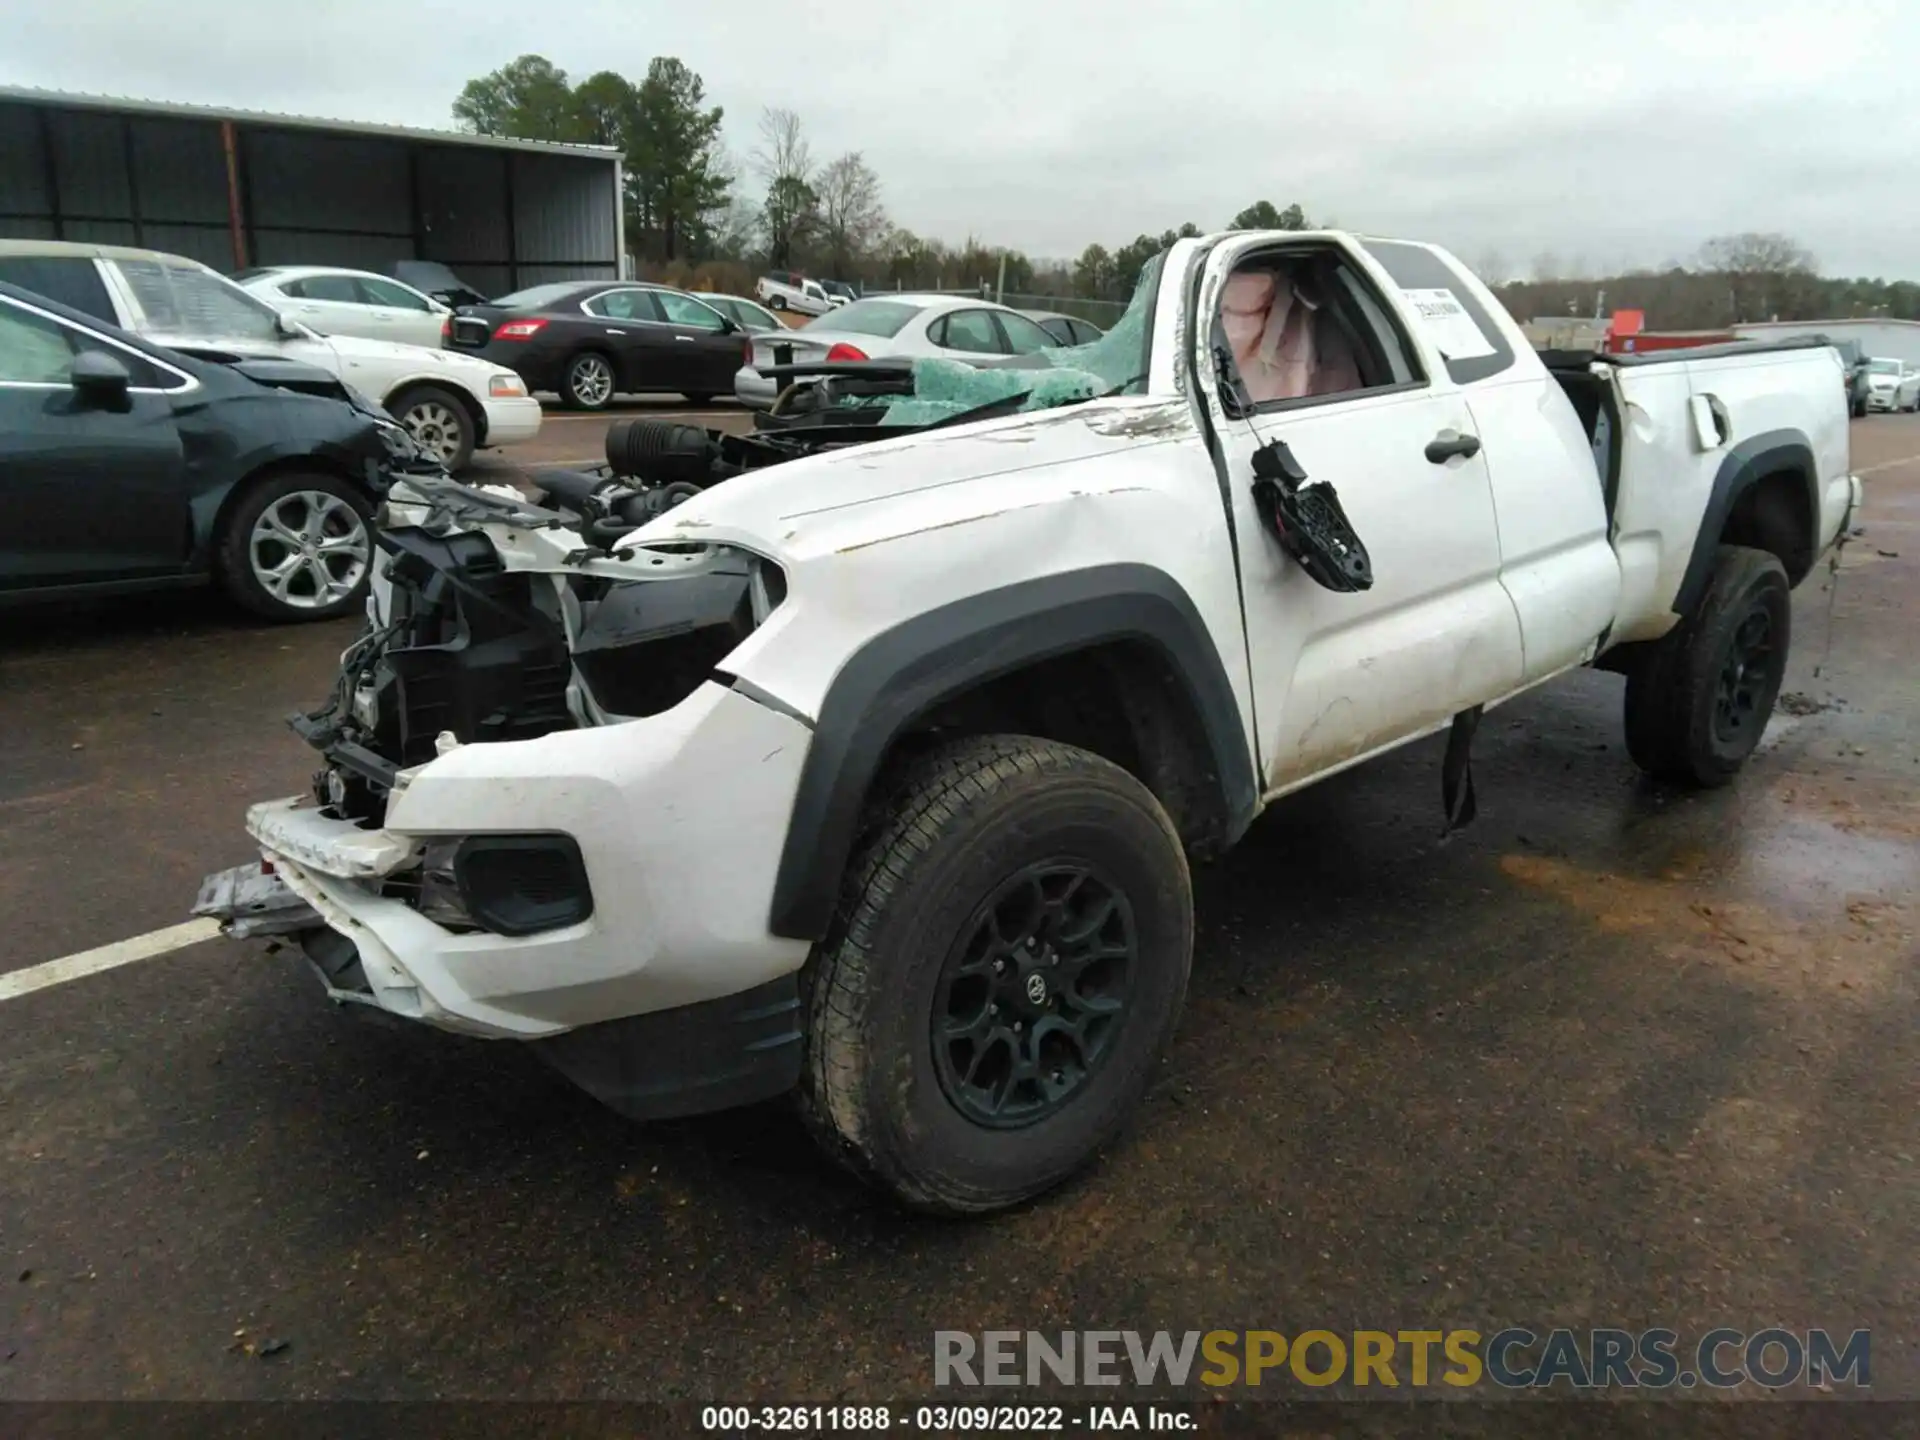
[605,420,717,485]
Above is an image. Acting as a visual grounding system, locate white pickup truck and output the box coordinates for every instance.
[754,270,838,316]
[197,229,1859,1215]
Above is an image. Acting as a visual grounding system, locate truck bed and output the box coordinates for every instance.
[1538,335,1850,648]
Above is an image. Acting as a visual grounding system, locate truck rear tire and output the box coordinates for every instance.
[797,735,1192,1215]
[1624,544,1791,787]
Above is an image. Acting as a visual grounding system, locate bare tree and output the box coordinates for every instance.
[752,107,817,268]
[1698,232,1817,323]
[1473,249,1511,286]
[752,107,813,189]
[1530,251,1562,283]
[815,151,887,278]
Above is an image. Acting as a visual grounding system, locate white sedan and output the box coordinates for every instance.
[235,265,451,350]
[1864,357,1920,413]
[733,294,1065,407]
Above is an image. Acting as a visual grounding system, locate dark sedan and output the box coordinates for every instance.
[451,281,749,411]
[0,279,406,623]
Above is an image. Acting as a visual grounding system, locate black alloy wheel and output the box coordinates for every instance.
[931,862,1136,1129]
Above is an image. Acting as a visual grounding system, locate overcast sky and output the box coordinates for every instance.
[9,0,1919,280]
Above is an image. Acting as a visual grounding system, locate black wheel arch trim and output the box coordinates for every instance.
[767,563,1259,941]
[1670,428,1820,618]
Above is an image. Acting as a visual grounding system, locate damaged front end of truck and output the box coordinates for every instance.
[191,253,1194,1117]
[190,444,832,1114]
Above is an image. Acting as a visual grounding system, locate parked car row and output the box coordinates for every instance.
[0,278,421,624]
[0,241,540,471]
[732,294,1107,408]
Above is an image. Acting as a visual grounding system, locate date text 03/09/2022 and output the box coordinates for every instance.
[700,1404,1194,1432]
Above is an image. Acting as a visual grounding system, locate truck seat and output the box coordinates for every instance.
[1221,265,1362,404]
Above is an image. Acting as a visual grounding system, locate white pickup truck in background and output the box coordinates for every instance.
[754,270,837,315]
[199,228,1859,1217]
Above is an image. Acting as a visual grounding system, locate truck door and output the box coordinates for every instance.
[1194,236,1525,794]
[1363,240,1621,685]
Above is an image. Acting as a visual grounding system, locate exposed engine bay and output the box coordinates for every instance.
[288,345,1158,831]
[288,415,837,829]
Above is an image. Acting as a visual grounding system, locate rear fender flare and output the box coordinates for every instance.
[1671,428,1818,616]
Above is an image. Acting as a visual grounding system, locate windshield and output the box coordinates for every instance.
[491,282,589,310]
[117,259,282,342]
[803,299,921,338]
[1869,359,1900,374]
[869,250,1165,425]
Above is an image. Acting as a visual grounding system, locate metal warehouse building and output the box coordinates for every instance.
[0,86,623,295]
[1735,318,1920,367]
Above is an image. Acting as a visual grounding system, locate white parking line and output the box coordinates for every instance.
[0,919,220,1003]
[1856,451,1920,476]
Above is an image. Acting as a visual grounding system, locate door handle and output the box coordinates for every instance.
[1425,430,1482,463]
[674,335,695,343]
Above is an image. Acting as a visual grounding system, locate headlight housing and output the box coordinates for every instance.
[489,373,529,398]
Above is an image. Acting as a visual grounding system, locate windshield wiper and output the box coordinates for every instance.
[929,371,1150,429]
[1063,372,1149,405]
[928,390,1036,428]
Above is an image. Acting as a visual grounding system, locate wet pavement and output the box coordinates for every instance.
[1,414,1916,1402]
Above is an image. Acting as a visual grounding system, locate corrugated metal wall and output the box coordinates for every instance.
[0,99,619,292]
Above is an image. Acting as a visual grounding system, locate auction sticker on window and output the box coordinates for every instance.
[1401,287,1497,361]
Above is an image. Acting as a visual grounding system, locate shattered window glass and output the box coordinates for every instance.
[875,251,1164,426]
[118,260,281,343]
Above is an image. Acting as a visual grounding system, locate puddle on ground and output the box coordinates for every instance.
[1498,851,1915,1004]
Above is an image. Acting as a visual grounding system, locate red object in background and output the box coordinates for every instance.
[1611,309,1645,338]
[1605,328,1735,355]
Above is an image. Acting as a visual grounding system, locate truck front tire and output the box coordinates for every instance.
[1624,544,1791,787]
[797,735,1193,1215]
